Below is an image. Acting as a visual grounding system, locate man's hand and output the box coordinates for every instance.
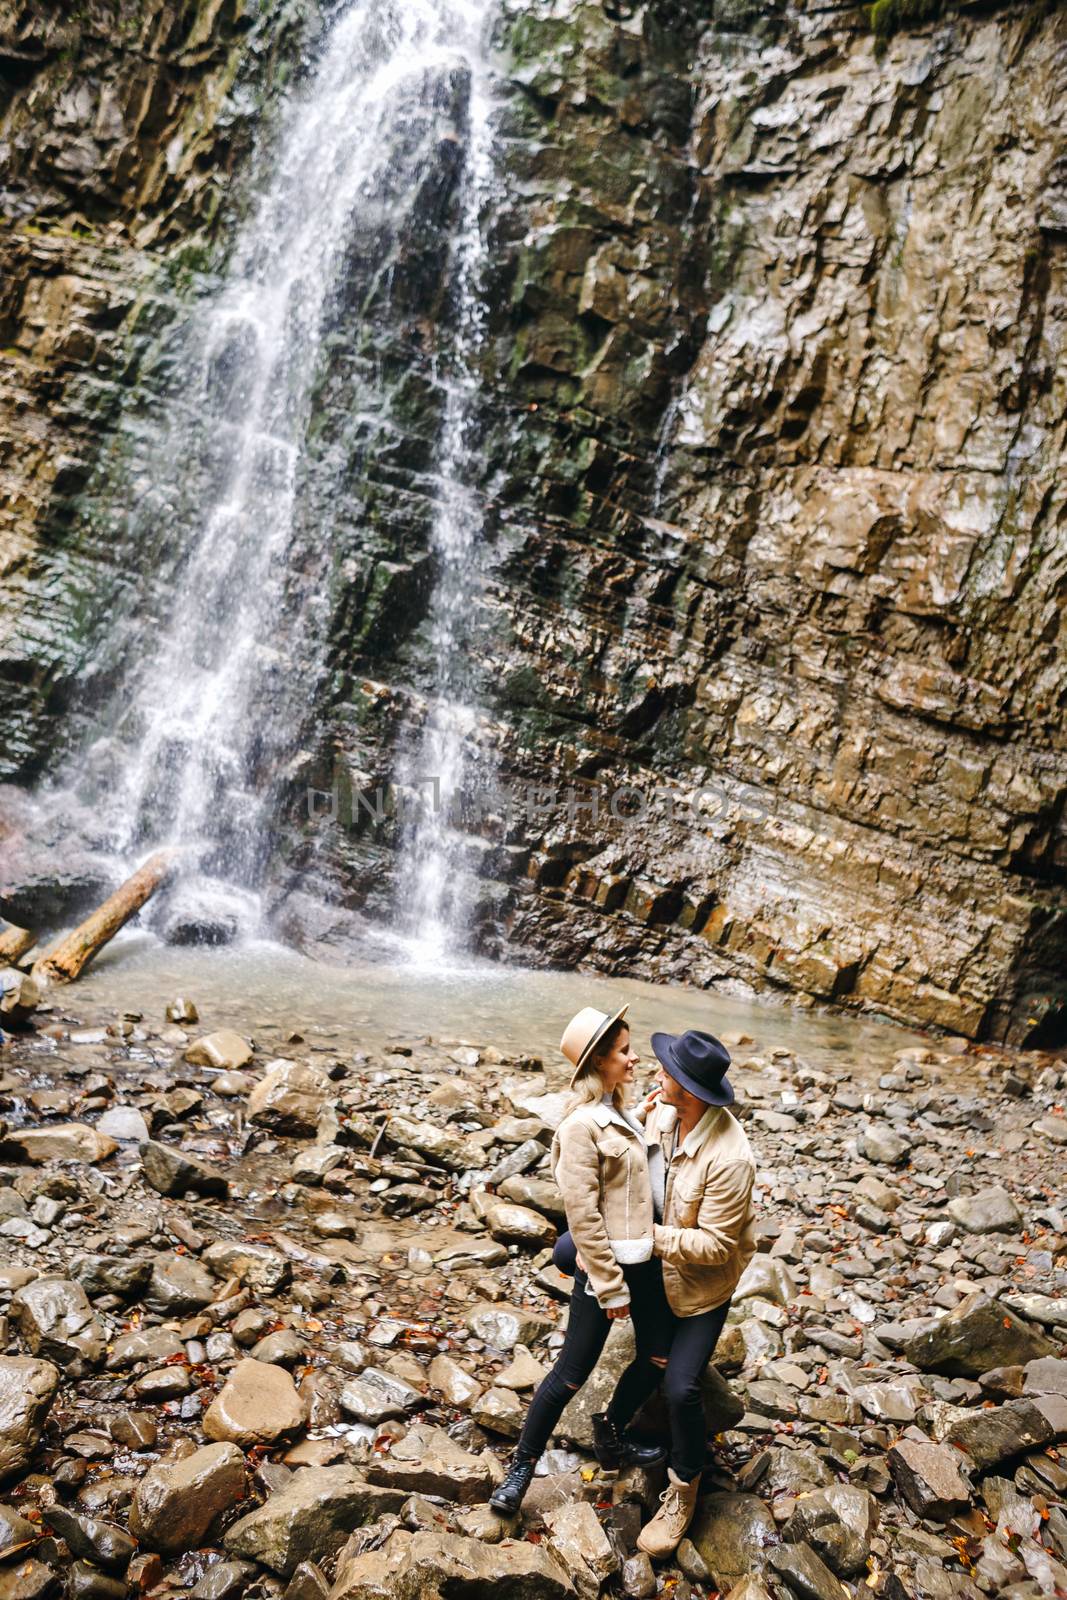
[606,1303,631,1321]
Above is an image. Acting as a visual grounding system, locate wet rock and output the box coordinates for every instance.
[190,1559,258,1600]
[204,1358,307,1445]
[427,1354,482,1407]
[106,1327,184,1369]
[1025,1356,1067,1396]
[464,1304,555,1350]
[41,1507,134,1571]
[252,1329,306,1367]
[544,1502,618,1594]
[901,1293,1056,1376]
[0,1506,35,1555]
[735,1256,795,1305]
[783,1486,877,1578]
[386,1116,482,1173]
[0,1125,116,1164]
[185,1031,253,1070]
[0,1356,59,1483]
[767,1542,849,1600]
[146,1251,217,1313]
[364,1424,491,1503]
[166,998,199,1024]
[946,1188,1022,1234]
[203,1241,291,1294]
[95,1107,150,1142]
[292,1146,345,1185]
[496,1347,546,1390]
[11,1277,104,1369]
[487,1140,546,1186]
[339,1368,423,1425]
[130,1441,247,1552]
[66,1561,129,1600]
[281,1562,330,1600]
[140,1139,228,1198]
[688,1494,777,1590]
[0,1559,61,1600]
[888,1439,972,1521]
[224,1467,404,1577]
[330,1528,575,1600]
[483,1199,556,1248]
[496,1175,567,1223]
[70,1253,151,1300]
[945,1395,1067,1470]
[471,1387,524,1437]
[248,1060,330,1136]
[621,1554,656,1598]
[108,1410,157,1450]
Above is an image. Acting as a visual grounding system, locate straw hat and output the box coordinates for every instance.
[560,1003,629,1088]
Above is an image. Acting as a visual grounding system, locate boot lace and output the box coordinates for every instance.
[656,1481,686,1520]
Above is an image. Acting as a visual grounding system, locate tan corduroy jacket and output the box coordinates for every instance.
[551,1100,655,1310]
[644,1100,757,1317]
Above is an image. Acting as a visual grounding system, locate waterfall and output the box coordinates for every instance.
[391,42,499,964]
[80,0,498,940]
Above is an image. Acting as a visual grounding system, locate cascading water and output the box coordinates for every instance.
[74,0,499,945]
[391,48,499,964]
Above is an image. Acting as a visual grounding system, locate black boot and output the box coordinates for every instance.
[592,1412,667,1470]
[490,1452,537,1514]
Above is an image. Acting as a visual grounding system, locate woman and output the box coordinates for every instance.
[490,1003,672,1516]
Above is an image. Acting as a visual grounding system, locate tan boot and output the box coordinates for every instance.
[636,1468,701,1559]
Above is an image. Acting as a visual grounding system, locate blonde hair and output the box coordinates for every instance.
[563,1020,629,1118]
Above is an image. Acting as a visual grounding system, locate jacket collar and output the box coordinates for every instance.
[653,1102,724,1157]
[591,1101,642,1135]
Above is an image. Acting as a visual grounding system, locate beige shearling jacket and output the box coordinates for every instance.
[550,1100,654,1310]
[644,1100,757,1317]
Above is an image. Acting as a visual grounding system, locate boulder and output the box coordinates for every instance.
[688,1493,777,1591]
[248,1060,331,1136]
[203,1241,291,1294]
[465,1304,555,1351]
[0,1357,59,1483]
[224,1468,403,1577]
[130,1442,247,1552]
[497,1174,567,1224]
[330,1528,575,1600]
[543,1502,618,1596]
[95,1107,150,1143]
[204,1359,307,1445]
[888,1439,971,1521]
[900,1293,1056,1377]
[783,1486,877,1578]
[0,1125,116,1164]
[140,1140,228,1198]
[364,1425,491,1504]
[386,1116,482,1173]
[42,1507,135,1571]
[146,1252,217,1314]
[427,1355,482,1407]
[11,1278,104,1370]
[471,1387,524,1437]
[947,1188,1022,1235]
[734,1257,795,1306]
[767,1543,849,1600]
[338,1368,423,1425]
[184,1031,253,1069]
[946,1395,1067,1470]
[484,1200,556,1248]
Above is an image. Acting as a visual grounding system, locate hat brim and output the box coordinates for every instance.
[568,1004,630,1088]
[650,1030,734,1107]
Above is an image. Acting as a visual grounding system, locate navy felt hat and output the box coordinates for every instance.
[650,1029,734,1107]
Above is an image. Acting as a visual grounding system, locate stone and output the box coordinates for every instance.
[427,1354,482,1406]
[185,1031,253,1070]
[734,1255,795,1305]
[487,1139,547,1186]
[621,1554,656,1599]
[191,1560,258,1600]
[140,1140,228,1197]
[130,1442,248,1552]
[146,1251,217,1313]
[688,1494,777,1591]
[901,1293,1056,1376]
[364,1425,491,1504]
[484,1199,556,1247]
[543,1502,619,1594]
[330,1528,575,1600]
[859,1125,909,1165]
[95,1107,150,1142]
[465,1303,554,1350]
[946,1395,1067,1470]
[888,1439,972,1521]
[783,1486,877,1578]
[471,1386,524,1437]
[248,1060,331,1136]
[497,1174,567,1223]
[1025,1356,1067,1396]
[11,1277,104,1369]
[767,1543,849,1600]
[224,1468,404,1577]
[39,1507,134,1571]
[203,1240,291,1293]
[204,1358,307,1445]
[496,1346,547,1390]
[0,1506,36,1555]
[106,1327,184,1369]
[386,1116,482,1173]
[0,1357,59,1483]
[70,1253,152,1300]
[0,1125,116,1164]
[947,1188,1023,1234]
[339,1368,423,1425]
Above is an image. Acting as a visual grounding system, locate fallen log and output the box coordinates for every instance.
[0,922,34,965]
[32,849,176,986]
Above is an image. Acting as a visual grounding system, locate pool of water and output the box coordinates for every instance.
[61,928,932,1082]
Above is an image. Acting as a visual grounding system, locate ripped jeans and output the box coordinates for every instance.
[514,1260,673,1461]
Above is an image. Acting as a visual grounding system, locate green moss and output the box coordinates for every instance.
[869,0,944,40]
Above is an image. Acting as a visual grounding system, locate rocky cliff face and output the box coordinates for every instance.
[2,0,1065,1045]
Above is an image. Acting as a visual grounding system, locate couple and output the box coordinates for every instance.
[489,1002,757,1558]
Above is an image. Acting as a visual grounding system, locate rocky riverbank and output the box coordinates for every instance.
[0,990,1064,1600]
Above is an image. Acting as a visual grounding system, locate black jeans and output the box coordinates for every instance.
[515,1260,673,1461]
[659,1296,732,1481]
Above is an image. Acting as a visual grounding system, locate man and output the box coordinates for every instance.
[635,1028,757,1559]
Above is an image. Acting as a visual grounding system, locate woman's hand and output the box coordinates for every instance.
[606,1303,631,1321]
